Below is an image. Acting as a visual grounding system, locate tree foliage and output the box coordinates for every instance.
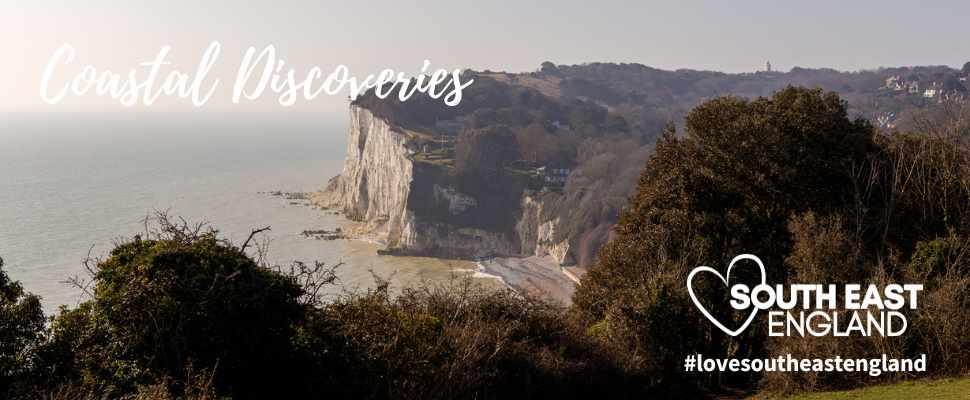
[0,257,46,397]
[33,221,308,398]
[575,87,970,392]
[3,216,642,399]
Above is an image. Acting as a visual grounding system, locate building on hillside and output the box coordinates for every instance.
[540,164,571,185]
[907,81,921,94]
[923,82,945,99]
[885,75,906,91]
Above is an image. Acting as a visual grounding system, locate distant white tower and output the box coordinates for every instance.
[766,60,772,73]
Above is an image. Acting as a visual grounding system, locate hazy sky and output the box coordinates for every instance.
[3,0,970,114]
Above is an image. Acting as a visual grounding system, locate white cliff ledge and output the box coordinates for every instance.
[313,105,574,264]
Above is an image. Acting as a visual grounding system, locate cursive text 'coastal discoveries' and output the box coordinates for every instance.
[40,41,474,108]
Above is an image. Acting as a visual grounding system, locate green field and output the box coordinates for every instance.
[785,377,970,399]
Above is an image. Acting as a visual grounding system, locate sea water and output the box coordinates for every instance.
[0,111,500,311]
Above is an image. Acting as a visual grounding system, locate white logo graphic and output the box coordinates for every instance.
[687,254,922,337]
[687,254,766,337]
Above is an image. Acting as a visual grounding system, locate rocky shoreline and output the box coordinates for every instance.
[263,188,578,303]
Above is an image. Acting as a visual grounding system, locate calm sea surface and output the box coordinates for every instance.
[0,112,496,311]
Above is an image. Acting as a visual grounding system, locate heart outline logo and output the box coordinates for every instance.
[687,254,766,337]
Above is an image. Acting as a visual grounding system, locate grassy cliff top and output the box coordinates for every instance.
[776,377,970,399]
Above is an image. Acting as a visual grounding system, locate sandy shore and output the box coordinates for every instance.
[480,256,578,306]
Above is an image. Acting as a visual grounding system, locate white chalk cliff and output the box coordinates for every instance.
[316,105,573,264]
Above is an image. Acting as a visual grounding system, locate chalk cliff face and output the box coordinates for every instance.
[316,106,415,249]
[317,105,574,263]
[516,195,573,265]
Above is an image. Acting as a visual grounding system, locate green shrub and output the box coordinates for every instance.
[313,281,642,399]
[576,87,970,394]
[0,257,46,397]
[16,218,641,399]
[37,221,306,398]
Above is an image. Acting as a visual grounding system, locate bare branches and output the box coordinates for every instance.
[142,210,213,244]
[278,260,342,307]
[64,244,100,303]
[63,210,345,309]
[240,226,271,253]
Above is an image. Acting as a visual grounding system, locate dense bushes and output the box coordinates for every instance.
[762,232,970,393]
[310,281,642,399]
[27,220,309,398]
[576,87,970,394]
[455,125,518,177]
[0,257,46,396]
[1,217,642,399]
